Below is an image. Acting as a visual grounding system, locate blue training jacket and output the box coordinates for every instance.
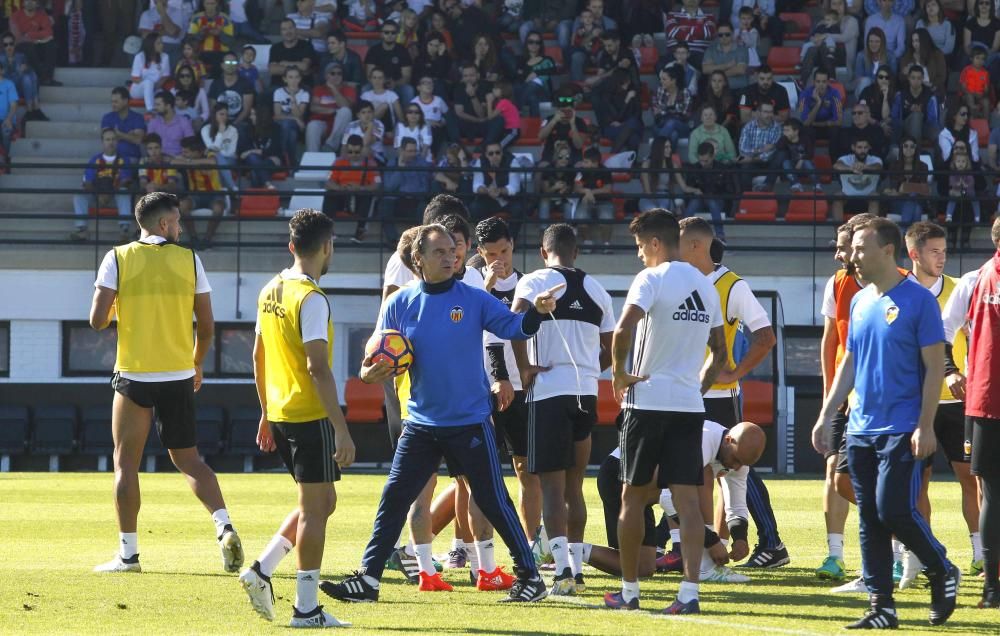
[378,277,540,427]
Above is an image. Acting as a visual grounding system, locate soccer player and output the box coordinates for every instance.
[678,217,783,570]
[321,223,561,603]
[962,217,1000,609]
[813,217,960,629]
[903,222,981,586]
[608,209,727,613]
[511,223,616,595]
[475,217,542,541]
[240,209,356,628]
[88,192,242,574]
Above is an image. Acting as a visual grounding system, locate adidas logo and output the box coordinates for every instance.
[470,436,482,449]
[673,290,711,323]
[502,297,511,305]
[569,300,583,310]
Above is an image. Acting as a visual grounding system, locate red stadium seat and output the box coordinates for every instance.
[345,377,384,424]
[742,379,774,426]
[785,195,829,222]
[347,43,369,59]
[519,116,541,146]
[780,12,812,40]
[597,379,620,425]
[544,46,564,68]
[829,80,847,105]
[638,46,658,74]
[736,194,778,222]
[88,207,120,217]
[239,189,280,217]
[813,154,833,183]
[766,46,799,75]
[971,119,989,147]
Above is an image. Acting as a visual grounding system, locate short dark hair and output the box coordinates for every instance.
[679,216,715,239]
[908,64,924,76]
[475,216,511,245]
[854,217,902,257]
[345,134,363,147]
[542,223,577,260]
[328,29,346,42]
[674,41,689,51]
[399,137,417,149]
[583,146,602,162]
[382,18,399,29]
[814,68,829,80]
[697,141,715,157]
[433,213,471,243]
[629,208,680,249]
[181,135,205,152]
[601,29,620,41]
[782,118,803,133]
[422,194,469,224]
[111,86,129,101]
[100,126,116,138]
[289,208,334,255]
[904,221,946,250]
[757,64,772,75]
[155,90,175,107]
[738,6,753,15]
[134,192,179,228]
[176,88,195,103]
[661,64,685,86]
[356,99,374,114]
[143,132,163,146]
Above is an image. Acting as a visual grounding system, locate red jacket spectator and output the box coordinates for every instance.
[665,0,716,56]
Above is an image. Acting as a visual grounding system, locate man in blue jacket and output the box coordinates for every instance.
[321,223,562,604]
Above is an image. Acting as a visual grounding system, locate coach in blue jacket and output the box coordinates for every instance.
[321,222,562,604]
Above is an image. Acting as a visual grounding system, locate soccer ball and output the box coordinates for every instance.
[365,329,414,376]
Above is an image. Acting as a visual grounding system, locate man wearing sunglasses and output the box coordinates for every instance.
[701,25,750,90]
[268,18,315,89]
[363,20,414,104]
[306,62,356,153]
[832,101,887,163]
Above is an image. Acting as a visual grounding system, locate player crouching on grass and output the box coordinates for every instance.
[239,209,356,628]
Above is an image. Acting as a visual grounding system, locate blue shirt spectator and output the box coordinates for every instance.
[798,82,843,126]
[863,0,913,18]
[100,87,147,160]
[865,8,907,59]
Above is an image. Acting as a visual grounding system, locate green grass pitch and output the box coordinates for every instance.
[1,472,996,634]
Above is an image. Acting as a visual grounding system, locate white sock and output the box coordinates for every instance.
[828,533,845,559]
[549,536,570,573]
[295,569,320,613]
[570,542,584,576]
[258,534,293,577]
[362,574,380,588]
[119,532,138,559]
[699,547,715,576]
[414,543,435,575]
[212,509,232,537]
[891,539,904,563]
[403,542,415,557]
[451,537,463,551]
[467,541,480,572]
[581,543,593,563]
[475,539,496,573]
[971,532,984,562]
[621,579,640,603]
[678,580,699,603]
[669,529,681,546]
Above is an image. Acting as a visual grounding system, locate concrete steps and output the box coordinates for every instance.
[53,67,128,88]
[11,137,99,159]
[42,103,113,124]
[40,85,115,104]
[24,120,101,140]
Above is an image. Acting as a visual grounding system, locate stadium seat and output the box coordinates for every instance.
[294,151,337,181]
[638,46,658,74]
[785,195,829,222]
[971,119,989,147]
[88,207,120,217]
[81,406,114,471]
[544,46,564,68]
[250,44,270,73]
[780,12,812,40]
[519,117,541,146]
[829,80,847,105]
[736,194,778,222]
[0,406,29,471]
[766,47,799,75]
[197,406,226,457]
[228,406,265,472]
[814,154,833,183]
[742,379,775,426]
[31,406,77,471]
[347,43,369,59]
[596,379,620,426]
[345,377,384,424]
[239,188,280,217]
[287,194,326,215]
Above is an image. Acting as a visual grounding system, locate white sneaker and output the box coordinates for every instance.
[289,605,351,628]
[220,529,245,573]
[831,576,868,594]
[701,565,751,583]
[239,561,275,621]
[899,549,923,590]
[93,554,141,573]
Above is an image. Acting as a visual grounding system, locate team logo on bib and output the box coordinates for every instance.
[450,306,464,323]
[885,304,899,325]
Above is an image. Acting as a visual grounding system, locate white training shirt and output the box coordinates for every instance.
[820,273,837,319]
[622,261,723,413]
[942,269,979,344]
[514,267,615,401]
[482,268,523,392]
[410,95,449,124]
[704,266,771,399]
[254,270,330,343]
[382,251,418,290]
[94,234,212,382]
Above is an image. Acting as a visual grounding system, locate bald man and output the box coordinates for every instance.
[587,420,766,580]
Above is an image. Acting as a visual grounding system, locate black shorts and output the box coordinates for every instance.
[271,419,342,483]
[827,408,849,461]
[970,417,1000,478]
[619,408,705,488]
[704,394,739,429]
[596,454,656,549]
[493,391,529,458]
[527,394,597,473]
[933,402,968,464]
[112,372,196,449]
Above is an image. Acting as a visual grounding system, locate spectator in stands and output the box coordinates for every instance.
[395,102,433,160]
[380,136,432,244]
[624,0,665,45]
[130,34,172,112]
[559,0,616,69]
[398,8,422,59]
[960,46,991,118]
[238,45,263,95]
[799,10,842,83]
[412,33,453,97]
[343,0,379,31]
[305,62,355,152]
[765,118,819,192]
[800,0,858,84]
[288,0,330,55]
[733,7,761,64]
[0,32,45,121]
[586,29,639,91]
[361,66,403,130]
[173,66,210,129]
[175,37,208,84]
[139,0,193,63]
[572,146,614,251]
[273,65,309,164]
[729,0,783,46]
[208,51,254,135]
[945,149,980,249]
[470,34,503,88]
[175,134,227,247]
[701,23,750,91]
[187,0,235,75]
[411,75,448,151]
[963,0,1000,64]
[660,41,699,96]
[324,133,380,241]
[938,106,981,164]
[229,0,267,43]
[486,79,520,148]
[916,0,956,56]
[343,99,385,163]
[0,61,17,154]
[539,87,589,165]
[882,134,929,227]
[891,64,940,144]
[96,0,137,66]
[101,86,147,162]
[738,64,790,124]
[201,102,239,191]
[688,103,737,163]
[147,90,194,157]
[518,0,576,46]
[639,137,687,212]
[447,63,502,147]
[566,7,605,82]
[269,18,315,89]
[684,141,731,239]
[322,31,364,86]
[10,0,58,86]
[797,68,842,141]
[738,102,781,190]
[433,142,470,194]
[835,100,889,162]
[857,69,894,144]
[864,0,906,59]
[697,70,740,140]
[70,128,135,242]
[987,124,1000,170]
[665,0,716,64]
[899,29,946,92]
[854,27,895,98]
[139,132,182,194]
[863,0,913,19]
[471,141,523,234]
[599,68,643,152]
[426,8,454,52]
[238,106,281,189]
[537,143,576,220]
[514,31,557,117]
[832,138,882,221]
[364,20,415,104]
[652,65,693,148]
